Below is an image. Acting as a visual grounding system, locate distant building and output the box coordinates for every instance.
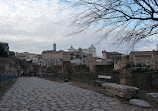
[68,45,96,57]
[15,52,41,65]
[41,43,91,66]
[95,58,113,65]
[53,43,56,52]
[41,50,66,66]
[129,50,158,69]
[70,58,83,65]
[15,52,29,60]
[84,50,122,71]
[102,50,122,61]
[114,55,132,70]
[41,43,69,66]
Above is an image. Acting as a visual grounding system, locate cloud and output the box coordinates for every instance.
[0,0,157,57]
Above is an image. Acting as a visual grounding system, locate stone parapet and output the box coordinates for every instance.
[102,83,139,99]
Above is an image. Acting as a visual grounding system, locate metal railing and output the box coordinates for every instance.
[0,72,16,86]
[36,73,58,78]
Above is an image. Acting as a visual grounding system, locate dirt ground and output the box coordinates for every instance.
[70,80,158,109]
[43,77,158,108]
[70,81,104,94]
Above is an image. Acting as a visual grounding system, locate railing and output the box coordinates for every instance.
[36,73,58,78]
[0,72,16,86]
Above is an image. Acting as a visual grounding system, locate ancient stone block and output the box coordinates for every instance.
[102,83,139,99]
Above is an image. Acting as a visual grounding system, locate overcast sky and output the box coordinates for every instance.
[0,0,157,57]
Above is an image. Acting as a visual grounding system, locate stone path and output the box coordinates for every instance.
[0,77,157,111]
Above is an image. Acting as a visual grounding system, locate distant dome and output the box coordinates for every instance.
[89,44,96,49]
[68,45,76,52]
[69,45,74,50]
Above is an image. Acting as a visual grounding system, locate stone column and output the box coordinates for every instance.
[62,61,71,80]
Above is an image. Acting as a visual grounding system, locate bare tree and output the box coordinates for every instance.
[70,0,158,46]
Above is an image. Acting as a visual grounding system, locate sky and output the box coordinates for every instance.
[0,0,157,57]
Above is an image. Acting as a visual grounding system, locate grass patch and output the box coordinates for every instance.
[0,78,17,88]
[70,77,94,85]
[0,78,17,100]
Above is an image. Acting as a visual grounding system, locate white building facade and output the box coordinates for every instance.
[68,45,96,57]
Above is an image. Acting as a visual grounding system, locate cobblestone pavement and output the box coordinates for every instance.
[0,77,157,111]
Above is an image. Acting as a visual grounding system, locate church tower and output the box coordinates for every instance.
[53,43,56,52]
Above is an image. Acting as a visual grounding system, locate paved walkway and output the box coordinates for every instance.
[0,77,157,111]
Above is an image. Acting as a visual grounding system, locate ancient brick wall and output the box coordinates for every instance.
[52,66,62,73]
[0,57,20,74]
[71,72,94,82]
[21,63,34,74]
[120,68,158,89]
[33,65,42,74]
[70,65,94,82]
[5,63,20,74]
[56,61,118,83]
[71,65,90,73]
[93,65,114,78]
[44,66,62,73]
[129,51,158,70]
[84,57,97,71]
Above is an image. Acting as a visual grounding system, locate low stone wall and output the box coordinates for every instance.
[93,65,114,79]
[102,83,139,99]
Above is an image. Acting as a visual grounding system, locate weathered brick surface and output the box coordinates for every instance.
[120,69,158,88]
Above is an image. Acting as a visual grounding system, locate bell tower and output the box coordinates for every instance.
[53,43,56,52]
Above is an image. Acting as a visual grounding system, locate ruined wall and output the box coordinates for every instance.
[71,72,94,82]
[45,66,62,73]
[52,66,62,73]
[5,63,20,74]
[0,57,20,74]
[84,57,97,72]
[120,68,158,89]
[93,65,113,77]
[129,51,158,69]
[44,61,117,83]
[21,63,34,74]
[114,59,133,70]
[70,64,94,82]
[33,65,42,74]
[71,65,90,72]
[62,61,71,80]
[71,65,94,82]
[152,51,158,69]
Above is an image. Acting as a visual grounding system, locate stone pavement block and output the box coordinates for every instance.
[129,99,152,108]
[147,93,158,102]
[0,77,156,111]
[102,83,139,99]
